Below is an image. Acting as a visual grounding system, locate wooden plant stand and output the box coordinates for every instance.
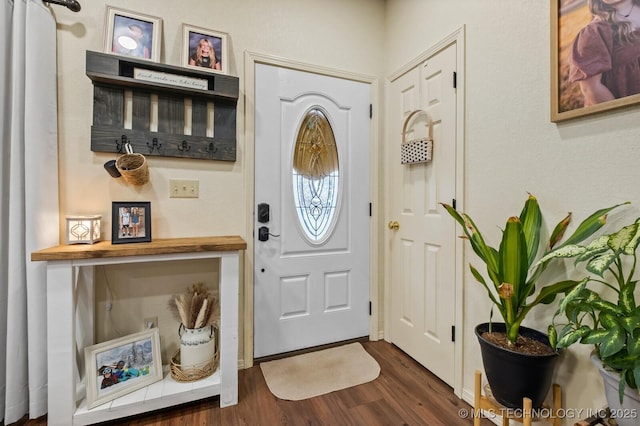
[474,370,562,426]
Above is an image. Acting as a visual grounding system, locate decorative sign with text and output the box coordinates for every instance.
[133,68,208,91]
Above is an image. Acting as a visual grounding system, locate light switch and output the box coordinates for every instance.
[169,179,199,198]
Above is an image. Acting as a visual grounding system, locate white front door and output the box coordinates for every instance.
[388,43,458,386]
[254,64,371,358]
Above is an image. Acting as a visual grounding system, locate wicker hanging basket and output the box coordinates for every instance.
[116,153,149,185]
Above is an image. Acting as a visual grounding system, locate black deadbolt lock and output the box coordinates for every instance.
[257,203,270,223]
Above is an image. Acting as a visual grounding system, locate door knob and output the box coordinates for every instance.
[388,220,400,231]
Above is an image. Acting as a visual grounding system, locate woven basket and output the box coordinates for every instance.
[116,153,149,186]
[170,349,219,382]
[401,109,433,165]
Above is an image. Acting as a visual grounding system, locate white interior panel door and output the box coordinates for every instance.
[254,64,371,358]
[388,44,457,386]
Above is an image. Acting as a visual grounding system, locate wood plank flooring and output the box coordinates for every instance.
[17,341,491,425]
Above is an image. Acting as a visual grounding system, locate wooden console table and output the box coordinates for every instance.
[31,236,247,426]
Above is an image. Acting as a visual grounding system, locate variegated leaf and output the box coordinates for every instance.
[557,325,591,348]
[586,252,617,276]
[561,202,629,247]
[619,311,640,335]
[623,220,640,255]
[537,244,586,265]
[558,278,588,314]
[608,223,638,253]
[584,235,611,252]
[627,332,640,357]
[598,326,626,358]
[581,329,609,345]
[519,194,542,267]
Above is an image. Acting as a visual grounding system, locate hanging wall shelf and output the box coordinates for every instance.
[85,50,239,161]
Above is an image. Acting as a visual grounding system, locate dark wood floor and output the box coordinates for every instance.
[18,341,491,425]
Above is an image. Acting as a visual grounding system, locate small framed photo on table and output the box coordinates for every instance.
[84,328,163,409]
[111,201,151,244]
[181,24,229,74]
[104,6,162,62]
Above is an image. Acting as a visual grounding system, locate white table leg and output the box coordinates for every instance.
[219,252,239,407]
[46,261,76,425]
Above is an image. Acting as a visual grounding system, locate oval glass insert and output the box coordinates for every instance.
[292,108,340,243]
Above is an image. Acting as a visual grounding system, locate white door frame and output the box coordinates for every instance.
[243,51,381,368]
[383,26,466,397]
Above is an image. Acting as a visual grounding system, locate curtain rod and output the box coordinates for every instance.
[44,0,81,12]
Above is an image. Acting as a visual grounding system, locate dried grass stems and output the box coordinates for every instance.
[169,283,219,329]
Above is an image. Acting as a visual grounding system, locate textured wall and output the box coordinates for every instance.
[52,0,640,417]
[385,0,640,419]
[53,0,385,366]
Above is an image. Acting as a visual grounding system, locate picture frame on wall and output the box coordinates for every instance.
[104,6,162,62]
[84,329,163,409]
[181,24,229,74]
[550,0,640,122]
[111,201,151,244]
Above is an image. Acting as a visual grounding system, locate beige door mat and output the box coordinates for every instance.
[259,342,381,401]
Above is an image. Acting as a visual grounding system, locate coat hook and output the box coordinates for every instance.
[115,134,129,153]
[147,137,162,153]
[206,142,217,155]
[177,140,191,152]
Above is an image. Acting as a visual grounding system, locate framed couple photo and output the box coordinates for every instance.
[111,201,151,244]
[181,24,229,75]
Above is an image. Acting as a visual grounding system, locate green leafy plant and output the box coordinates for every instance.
[441,194,625,347]
[547,218,640,402]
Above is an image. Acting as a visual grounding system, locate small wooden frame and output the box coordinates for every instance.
[473,370,562,426]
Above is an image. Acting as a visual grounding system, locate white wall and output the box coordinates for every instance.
[54,0,384,237]
[52,0,639,420]
[53,0,385,365]
[384,0,640,421]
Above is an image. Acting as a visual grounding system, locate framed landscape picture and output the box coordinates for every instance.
[85,329,162,409]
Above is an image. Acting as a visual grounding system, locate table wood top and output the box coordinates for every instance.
[31,236,247,261]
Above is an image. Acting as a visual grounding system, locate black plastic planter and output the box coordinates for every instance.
[476,323,560,409]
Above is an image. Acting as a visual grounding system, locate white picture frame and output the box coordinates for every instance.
[84,328,163,409]
[104,6,162,62]
[181,24,229,74]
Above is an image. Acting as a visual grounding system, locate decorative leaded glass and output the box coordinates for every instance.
[292,108,340,243]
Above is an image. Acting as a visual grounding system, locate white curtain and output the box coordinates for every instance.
[1,0,60,423]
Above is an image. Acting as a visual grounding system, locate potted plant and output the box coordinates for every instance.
[546,218,640,426]
[441,194,625,409]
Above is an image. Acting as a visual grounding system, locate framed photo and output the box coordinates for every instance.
[104,6,162,62]
[85,329,162,409]
[551,0,640,122]
[181,24,229,74]
[111,201,151,244]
